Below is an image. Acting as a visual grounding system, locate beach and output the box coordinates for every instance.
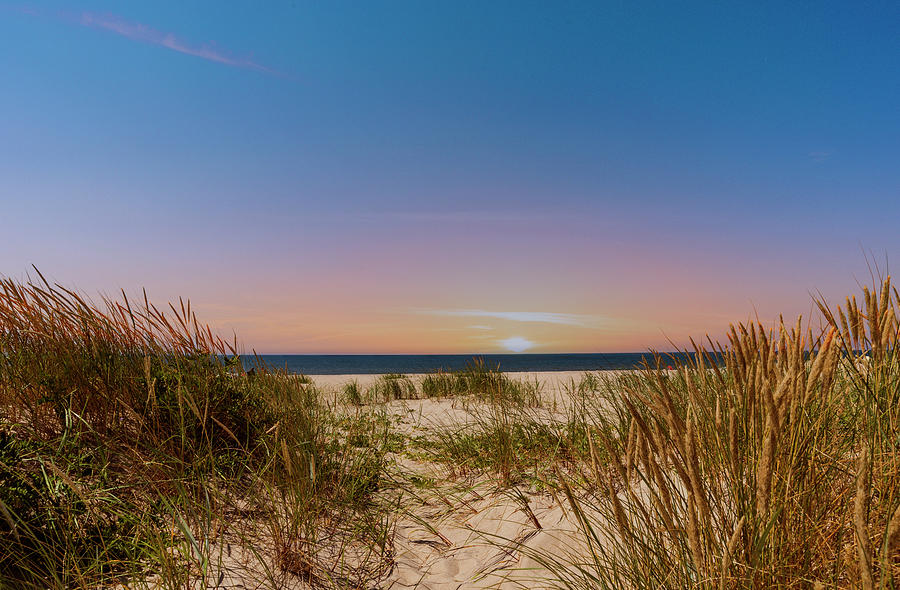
[310,370,593,398]
[4,275,898,588]
[304,371,608,589]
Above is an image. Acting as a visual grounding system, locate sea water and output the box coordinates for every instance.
[246,352,704,375]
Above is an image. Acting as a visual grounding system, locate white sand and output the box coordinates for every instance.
[306,371,614,589]
[180,371,620,589]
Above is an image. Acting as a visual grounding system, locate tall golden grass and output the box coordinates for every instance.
[532,277,900,588]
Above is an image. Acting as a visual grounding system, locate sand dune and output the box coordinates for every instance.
[306,372,610,589]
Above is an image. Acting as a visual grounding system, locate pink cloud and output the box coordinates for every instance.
[69,10,277,75]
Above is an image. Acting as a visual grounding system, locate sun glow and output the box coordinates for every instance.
[499,337,534,352]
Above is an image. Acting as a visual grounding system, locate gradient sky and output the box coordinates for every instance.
[2,1,899,353]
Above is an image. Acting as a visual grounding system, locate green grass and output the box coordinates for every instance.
[420,360,543,406]
[416,416,597,487]
[413,369,595,487]
[0,271,395,588]
[368,373,418,402]
[343,379,363,405]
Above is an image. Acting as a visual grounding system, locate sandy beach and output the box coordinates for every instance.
[304,371,607,589]
[310,371,594,401]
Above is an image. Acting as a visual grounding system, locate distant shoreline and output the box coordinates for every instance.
[244,352,708,375]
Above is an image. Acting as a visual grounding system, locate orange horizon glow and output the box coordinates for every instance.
[48,254,862,356]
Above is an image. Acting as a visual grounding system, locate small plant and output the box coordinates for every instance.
[369,373,417,401]
[420,371,459,398]
[343,380,363,405]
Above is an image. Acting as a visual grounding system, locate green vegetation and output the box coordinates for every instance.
[3,268,898,588]
[0,271,394,588]
[420,360,542,406]
[417,414,595,487]
[342,379,363,405]
[415,369,594,486]
[369,373,417,402]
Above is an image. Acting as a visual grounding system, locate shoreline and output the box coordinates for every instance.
[305,369,613,392]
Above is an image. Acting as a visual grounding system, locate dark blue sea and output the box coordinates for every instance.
[248,353,699,375]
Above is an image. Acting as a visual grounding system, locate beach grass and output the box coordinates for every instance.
[369,373,418,402]
[413,371,597,487]
[0,271,395,588]
[3,269,899,588]
[342,379,364,406]
[519,278,900,589]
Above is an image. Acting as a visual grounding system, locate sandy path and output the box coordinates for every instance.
[306,372,610,589]
[384,455,595,589]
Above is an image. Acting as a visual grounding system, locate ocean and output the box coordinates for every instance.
[247,352,701,375]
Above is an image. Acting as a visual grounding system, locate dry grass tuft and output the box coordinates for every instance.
[531,276,900,589]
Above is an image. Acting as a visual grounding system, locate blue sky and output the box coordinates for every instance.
[1,1,898,352]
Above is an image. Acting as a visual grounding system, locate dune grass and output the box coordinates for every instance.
[340,361,543,407]
[420,360,542,407]
[415,373,597,487]
[515,278,900,589]
[369,373,418,402]
[342,379,364,406]
[0,271,394,588]
[404,278,900,588]
[3,268,899,588]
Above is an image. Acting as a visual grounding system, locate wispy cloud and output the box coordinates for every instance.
[11,6,277,75]
[418,309,598,327]
[467,324,494,330]
[499,337,534,352]
[78,12,277,74]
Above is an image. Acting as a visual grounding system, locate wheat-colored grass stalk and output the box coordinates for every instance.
[718,515,745,590]
[527,275,900,589]
[855,443,875,590]
[880,503,900,588]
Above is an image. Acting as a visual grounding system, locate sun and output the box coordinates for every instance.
[499,337,534,352]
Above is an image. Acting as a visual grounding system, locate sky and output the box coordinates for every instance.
[1,1,899,354]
